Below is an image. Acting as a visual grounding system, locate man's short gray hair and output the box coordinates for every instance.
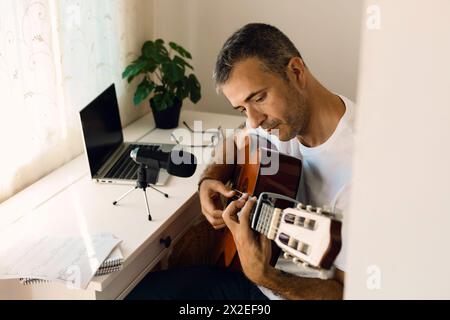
[213,23,304,91]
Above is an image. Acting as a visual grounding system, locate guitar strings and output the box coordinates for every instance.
[226,190,285,235]
[228,189,250,201]
[232,189,246,197]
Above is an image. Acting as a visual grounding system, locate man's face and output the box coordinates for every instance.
[221,57,309,141]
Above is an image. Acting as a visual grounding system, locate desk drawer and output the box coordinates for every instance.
[96,194,201,299]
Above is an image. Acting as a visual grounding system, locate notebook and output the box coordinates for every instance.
[0,233,122,289]
[94,246,124,276]
[19,246,124,285]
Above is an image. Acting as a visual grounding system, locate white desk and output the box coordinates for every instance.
[0,110,244,300]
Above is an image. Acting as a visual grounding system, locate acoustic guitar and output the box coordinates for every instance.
[213,145,342,272]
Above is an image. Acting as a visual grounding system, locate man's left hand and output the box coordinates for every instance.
[222,194,273,284]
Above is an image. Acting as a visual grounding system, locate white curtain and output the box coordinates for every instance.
[0,0,153,204]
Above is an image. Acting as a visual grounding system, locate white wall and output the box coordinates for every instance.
[345,0,450,299]
[153,0,364,115]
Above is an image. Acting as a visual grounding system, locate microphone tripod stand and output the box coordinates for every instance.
[112,162,168,221]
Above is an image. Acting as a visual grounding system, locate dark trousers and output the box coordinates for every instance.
[125,265,269,300]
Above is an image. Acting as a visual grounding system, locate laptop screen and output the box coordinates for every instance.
[79,84,123,177]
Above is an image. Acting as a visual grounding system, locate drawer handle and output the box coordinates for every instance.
[160,236,172,248]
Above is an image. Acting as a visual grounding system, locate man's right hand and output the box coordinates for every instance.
[199,179,236,229]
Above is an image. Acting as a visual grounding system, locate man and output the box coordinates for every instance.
[126,23,353,300]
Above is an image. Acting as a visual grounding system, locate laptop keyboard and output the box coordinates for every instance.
[104,144,161,180]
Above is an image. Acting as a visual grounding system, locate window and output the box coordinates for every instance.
[0,0,153,204]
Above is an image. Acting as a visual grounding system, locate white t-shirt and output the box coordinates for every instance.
[246,94,355,299]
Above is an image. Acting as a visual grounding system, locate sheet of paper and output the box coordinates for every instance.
[0,233,121,289]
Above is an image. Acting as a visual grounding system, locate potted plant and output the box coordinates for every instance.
[122,39,201,129]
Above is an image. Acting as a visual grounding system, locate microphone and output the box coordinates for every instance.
[130,147,197,178]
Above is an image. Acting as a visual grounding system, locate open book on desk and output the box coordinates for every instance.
[0,233,122,289]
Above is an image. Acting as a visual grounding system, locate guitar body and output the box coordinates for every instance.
[214,146,303,270]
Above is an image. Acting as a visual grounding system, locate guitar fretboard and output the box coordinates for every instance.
[230,189,280,238]
[252,203,276,237]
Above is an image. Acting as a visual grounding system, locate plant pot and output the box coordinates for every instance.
[150,98,182,129]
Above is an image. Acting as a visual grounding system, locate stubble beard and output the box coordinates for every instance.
[281,88,310,141]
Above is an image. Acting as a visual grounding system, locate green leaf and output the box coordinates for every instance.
[169,42,192,59]
[187,74,201,103]
[174,78,189,100]
[173,55,193,70]
[154,85,166,94]
[142,41,155,58]
[163,91,174,108]
[152,92,169,112]
[127,74,136,84]
[155,38,165,46]
[122,64,135,79]
[144,60,158,73]
[161,61,184,84]
[174,85,187,101]
[152,93,163,111]
[151,90,180,112]
[142,39,169,64]
[154,39,169,59]
[122,58,147,81]
[133,78,155,106]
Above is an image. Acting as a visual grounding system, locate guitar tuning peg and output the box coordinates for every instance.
[318,270,328,280]
[293,257,302,265]
[306,205,315,212]
[283,252,293,260]
[304,218,311,229]
[318,267,336,280]
[296,203,304,210]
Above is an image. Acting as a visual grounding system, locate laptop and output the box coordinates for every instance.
[79,84,175,186]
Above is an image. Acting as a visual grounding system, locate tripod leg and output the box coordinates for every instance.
[113,186,138,205]
[147,184,169,198]
[143,190,153,221]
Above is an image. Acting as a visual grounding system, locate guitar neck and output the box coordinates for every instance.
[230,190,282,239]
[227,191,283,268]
[250,203,281,240]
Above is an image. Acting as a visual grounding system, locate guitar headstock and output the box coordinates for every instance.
[253,193,342,271]
[274,204,342,270]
